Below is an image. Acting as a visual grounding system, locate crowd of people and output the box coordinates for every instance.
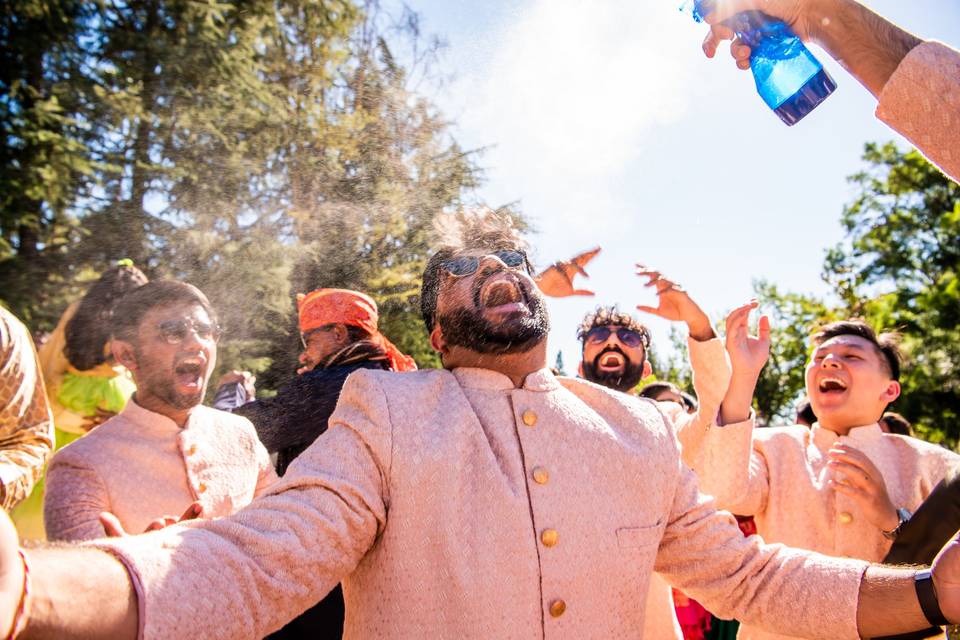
[0,0,958,638]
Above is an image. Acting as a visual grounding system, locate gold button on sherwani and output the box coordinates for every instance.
[541,529,559,547]
[549,599,566,618]
[532,467,549,485]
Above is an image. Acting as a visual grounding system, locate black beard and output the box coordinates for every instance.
[437,275,550,356]
[581,346,645,393]
[134,348,205,410]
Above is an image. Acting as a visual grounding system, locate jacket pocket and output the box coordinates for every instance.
[616,522,662,549]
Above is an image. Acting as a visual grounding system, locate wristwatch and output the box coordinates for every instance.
[915,569,950,627]
[882,507,912,540]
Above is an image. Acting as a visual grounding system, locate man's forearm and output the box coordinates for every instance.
[810,0,922,97]
[22,548,138,640]
[857,566,930,637]
[719,371,758,425]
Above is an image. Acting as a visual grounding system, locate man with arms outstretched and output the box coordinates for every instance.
[0,209,958,639]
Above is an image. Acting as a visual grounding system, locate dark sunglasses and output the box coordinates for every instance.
[156,318,221,344]
[585,326,648,349]
[442,250,528,277]
[299,324,334,349]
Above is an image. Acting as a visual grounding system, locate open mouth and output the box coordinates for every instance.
[817,377,848,394]
[599,352,625,371]
[479,277,526,312]
[174,357,205,390]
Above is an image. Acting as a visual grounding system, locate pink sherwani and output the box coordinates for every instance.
[877,41,960,183]
[44,400,277,541]
[699,419,959,640]
[97,355,869,640]
[645,337,732,640]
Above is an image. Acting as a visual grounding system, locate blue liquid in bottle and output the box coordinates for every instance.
[686,3,837,125]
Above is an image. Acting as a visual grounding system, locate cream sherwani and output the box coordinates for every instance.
[97,342,867,640]
[44,400,278,541]
[699,419,959,640]
[877,41,960,183]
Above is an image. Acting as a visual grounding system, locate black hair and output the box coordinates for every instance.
[576,305,651,349]
[420,208,530,331]
[63,263,148,370]
[796,398,817,426]
[111,280,217,342]
[812,320,901,381]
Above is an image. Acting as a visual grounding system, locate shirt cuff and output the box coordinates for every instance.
[715,408,755,429]
[87,541,148,640]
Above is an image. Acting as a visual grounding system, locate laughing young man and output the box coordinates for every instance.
[700,304,960,640]
[0,210,958,639]
[43,280,277,541]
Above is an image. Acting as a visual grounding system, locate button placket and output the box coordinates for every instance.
[514,395,568,624]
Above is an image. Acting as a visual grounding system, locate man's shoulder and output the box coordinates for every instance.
[557,376,648,407]
[751,424,811,447]
[194,404,257,432]
[342,366,453,392]
[885,433,960,463]
[49,416,127,467]
[557,377,672,435]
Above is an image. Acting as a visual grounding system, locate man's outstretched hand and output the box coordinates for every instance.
[0,511,24,639]
[535,247,601,298]
[933,531,960,623]
[635,265,715,341]
[100,502,203,537]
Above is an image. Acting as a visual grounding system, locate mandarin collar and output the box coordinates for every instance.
[121,397,195,432]
[812,421,883,448]
[452,367,559,392]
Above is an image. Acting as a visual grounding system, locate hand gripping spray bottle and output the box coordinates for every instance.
[684,0,837,125]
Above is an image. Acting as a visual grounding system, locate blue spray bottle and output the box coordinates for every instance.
[685,1,837,125]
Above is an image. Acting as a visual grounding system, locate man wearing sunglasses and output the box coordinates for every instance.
[577,310,653,394]
[43,280,277,542]
[575,282,726,640]
[1,210,957,640]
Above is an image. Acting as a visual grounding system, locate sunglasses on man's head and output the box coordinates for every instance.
[441,250,528,278]
[585,326,648,349]
[156,318,221,345]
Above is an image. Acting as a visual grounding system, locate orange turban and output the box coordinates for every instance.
[296,288,417,372]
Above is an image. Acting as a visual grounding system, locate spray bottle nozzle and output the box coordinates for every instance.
[680,0,714,23]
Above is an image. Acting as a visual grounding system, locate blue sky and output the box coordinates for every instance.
[402,0,960,373]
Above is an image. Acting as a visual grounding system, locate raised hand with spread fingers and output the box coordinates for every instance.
[535,246,601,298]
[635,265,715,341]
[719,299,770,424]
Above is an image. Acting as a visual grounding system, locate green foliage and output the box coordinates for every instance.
[755,143,959,442]
[645,326,695,393]
[825,143,960,445]
[1,0,498,394]
[653,143,959,443]
[750,281,838,426]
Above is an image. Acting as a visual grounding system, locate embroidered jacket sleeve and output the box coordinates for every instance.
[697,412,770,515]
[876,41,960,183]
[655,458,866,639]
[659,337,731,470]
[0,310,55,510]
[43,448,111,541]
[93,370,391,639]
